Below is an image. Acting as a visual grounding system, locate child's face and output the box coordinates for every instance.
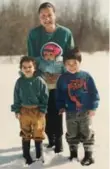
[65,59,80,73]
[39,7,56,30]
[43,51,55,61]
[21,61,35,78]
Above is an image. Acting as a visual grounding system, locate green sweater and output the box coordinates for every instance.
[27,24,74,58]
[11,76,49,114]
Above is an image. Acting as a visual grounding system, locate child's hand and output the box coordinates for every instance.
[88,110,95,117]
[45,74,60,84]
[47,75,56,83]
[37,112,45,131]
[15,113,21,119]
[59,108,66,115]
[51,74,60,83]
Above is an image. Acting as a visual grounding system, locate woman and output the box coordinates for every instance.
[27,2,74,153]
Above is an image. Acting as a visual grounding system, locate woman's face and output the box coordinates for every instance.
[39,7,56,31]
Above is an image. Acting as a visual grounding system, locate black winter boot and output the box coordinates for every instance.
[54,137,63,153]
[22,139,34,165]
[68,150,78,161]
[35,141,42,159]
[81,151,94,166]
[35,141,44,163]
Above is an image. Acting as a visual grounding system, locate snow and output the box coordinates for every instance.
[0,52,109,169]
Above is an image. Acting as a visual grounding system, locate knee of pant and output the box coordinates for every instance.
[55,130,63,137]
[65,133,79,144]
[55,135,62,140]
[56,133,63,138]
[65,132,78,139]
[33,130,45,140]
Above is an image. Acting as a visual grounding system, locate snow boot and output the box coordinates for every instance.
[81,151,94,166]
[35,141,44,163]
[22,139,34,165]
[54,136,63,153]
[68,150,78,161]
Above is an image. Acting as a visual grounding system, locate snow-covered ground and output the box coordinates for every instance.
[0,52,109,169]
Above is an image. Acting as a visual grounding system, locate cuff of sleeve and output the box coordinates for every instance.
[89,102,99,110]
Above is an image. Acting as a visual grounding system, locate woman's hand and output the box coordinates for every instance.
[59,108,66,115]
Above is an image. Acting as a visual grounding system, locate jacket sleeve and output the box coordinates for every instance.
[38,77,49,114]
[88,75,100,110]
[64,30,75,56]
[27,30,37,57]
[56,76,65,111]
[67,30,75,49]
[11,80,21,114]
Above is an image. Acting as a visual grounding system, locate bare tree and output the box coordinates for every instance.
[0,0,109,55]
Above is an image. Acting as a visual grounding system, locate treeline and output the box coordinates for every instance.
[0,0,109,55]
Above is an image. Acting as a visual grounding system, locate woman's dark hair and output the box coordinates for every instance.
[63,47,82,63]
[38,2,55,13]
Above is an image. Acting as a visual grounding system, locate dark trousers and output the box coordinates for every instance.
[45,89,63,139]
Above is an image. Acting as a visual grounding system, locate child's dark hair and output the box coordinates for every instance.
[20,56,37,75]
[63,47,82,63]
[38,2,55,13]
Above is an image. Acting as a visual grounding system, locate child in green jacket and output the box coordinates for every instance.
[11,56,48,165]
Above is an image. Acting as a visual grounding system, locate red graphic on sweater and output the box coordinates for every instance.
[68,79,87,109]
